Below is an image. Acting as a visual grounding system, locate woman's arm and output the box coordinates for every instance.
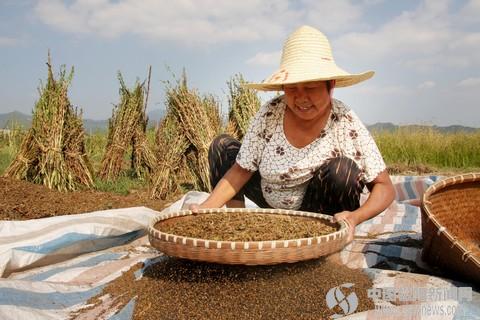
[333,170,395,242]
[196,163,254,209]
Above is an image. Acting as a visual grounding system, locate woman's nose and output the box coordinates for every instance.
[296,87,307,98]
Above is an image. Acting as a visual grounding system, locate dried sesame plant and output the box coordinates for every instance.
[99,68,156,181]
[225,74,261,140]
[3,54,94,191]
[149,113,189,199]
[150,72,223,199]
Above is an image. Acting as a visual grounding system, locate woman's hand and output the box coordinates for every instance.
[332,211,358,243]
[331,171,395,244]
[188,203,201,213]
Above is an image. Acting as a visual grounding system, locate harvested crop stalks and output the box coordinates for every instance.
[99,68,156,181]
[3,54,93,191]
[225,74,261,140]
[150,72,223,198]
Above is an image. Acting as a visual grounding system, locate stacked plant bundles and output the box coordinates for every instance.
[4,54,94,191]
[99,71,156,181]
[226,74,261,140]
[150,72,223,199]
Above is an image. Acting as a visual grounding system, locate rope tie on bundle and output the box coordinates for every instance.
[36,140,62,153]
[17,155,32,165]
[111,143,127,151]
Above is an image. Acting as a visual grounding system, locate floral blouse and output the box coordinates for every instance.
[236,95,386,210]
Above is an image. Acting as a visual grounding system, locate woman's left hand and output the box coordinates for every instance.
[332,211,357,243]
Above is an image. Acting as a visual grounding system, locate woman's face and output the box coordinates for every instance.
[283,81,331,121]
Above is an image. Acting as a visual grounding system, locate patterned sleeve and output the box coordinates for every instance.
[235,102,271,172]
[349,110,387,183]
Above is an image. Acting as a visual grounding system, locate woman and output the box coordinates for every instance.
[191,25,395,243]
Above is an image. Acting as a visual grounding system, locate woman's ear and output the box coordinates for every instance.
[328,80,336,96]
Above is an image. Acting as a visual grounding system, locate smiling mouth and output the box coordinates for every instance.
[296,105,313,111]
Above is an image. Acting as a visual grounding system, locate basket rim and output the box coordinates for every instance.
[148,207,349,250]
[422,172,480,266]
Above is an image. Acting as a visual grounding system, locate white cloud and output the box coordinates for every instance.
[457,0,480,26]
[404,55,470,72]
[347,83,410,96]
[33,0,294,44]
[418,81,436,89]
[33,0,96,35]
[0,36,20,46]
[335,0,451,59]
[450,32,480,50]
[302,0,364,34]
[457,77,480,87]
[361,0,384,5]
[33,0,370,46]
[333,0,480,71]
[246,51,281,67]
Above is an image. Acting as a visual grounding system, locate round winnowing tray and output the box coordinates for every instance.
[421,173,480,284]
[148,207,349,265]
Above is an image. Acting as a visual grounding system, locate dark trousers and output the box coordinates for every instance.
[208,134,365,215]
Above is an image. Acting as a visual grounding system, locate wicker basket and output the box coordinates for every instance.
[148,207,349,265]
[421,173,480,284]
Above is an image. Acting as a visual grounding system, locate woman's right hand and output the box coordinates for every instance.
[188,203,201,213]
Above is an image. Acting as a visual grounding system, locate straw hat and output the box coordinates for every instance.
[245,25,374,91]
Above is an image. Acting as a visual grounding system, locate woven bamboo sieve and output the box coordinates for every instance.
[148,207,349,265]
[421,173,480,284]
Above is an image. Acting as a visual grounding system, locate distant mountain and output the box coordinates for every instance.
[2,111,477,133]
[0,109,167,132]
[0,111,32,129]
[83,119,109,132]
[430,125,480,133]
[367,122,479,133]
[0,111,109,132]
[146,108,166,126]
[367,122,397,132]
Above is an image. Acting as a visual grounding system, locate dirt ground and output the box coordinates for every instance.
[0,177,176,220]
[0,168,465,221]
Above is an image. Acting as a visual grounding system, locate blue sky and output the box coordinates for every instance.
[1,0,479,126]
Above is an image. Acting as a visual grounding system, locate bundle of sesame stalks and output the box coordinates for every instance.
[99,69,156,181]
[225,74,261,140]
[150,72,222,198]
[4,54,94,191]
[150,114,189,199]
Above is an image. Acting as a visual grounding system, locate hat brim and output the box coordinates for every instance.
[243,71,374,91]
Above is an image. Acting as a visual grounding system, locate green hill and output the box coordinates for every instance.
[1,111,477,133]
[0,111,32,129]
[367,122,479,133]
[0,111,109,132]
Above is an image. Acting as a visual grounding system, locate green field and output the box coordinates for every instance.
[372,128,480,174]
[1,128,479,194]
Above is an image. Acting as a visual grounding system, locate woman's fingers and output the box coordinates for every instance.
[189,203,200,213]
[332,210,350,223]
[333,211,355,243]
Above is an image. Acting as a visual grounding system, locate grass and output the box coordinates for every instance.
[1,127,479,195]
[372,128,480,173]
[85,130,108,172]
[0,149,13,175]
[0,128,24,175]
[93,171,148,195]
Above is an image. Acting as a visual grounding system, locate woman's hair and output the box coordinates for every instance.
[327,80,336,96]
